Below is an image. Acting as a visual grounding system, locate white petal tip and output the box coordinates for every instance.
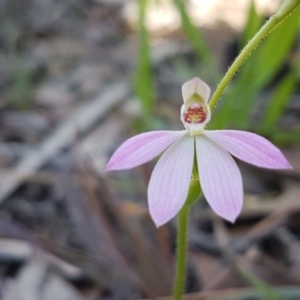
[213,205,242,224]
[104,161,131,171]
[283,162,293,170]
[265,161,293,170]
[220,211,240,224]
[225,215,238,224]
[268,155,293,170]
[153,220,165,228]
[149,204,180,228]
[103,161,117,171]
[149,207,172,227]
[151,214,168,228]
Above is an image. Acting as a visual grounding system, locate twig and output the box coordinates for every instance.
[0,81,130,204]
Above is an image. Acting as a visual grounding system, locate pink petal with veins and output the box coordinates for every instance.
[105,130,186,171]
[196,136,243,223]
[148,135,194,227]
[205,130,292,169]
[181,77,211,103]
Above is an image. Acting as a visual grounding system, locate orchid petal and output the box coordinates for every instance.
[182,77,211,104]
[105,130,186,171]
[148,135,194,227]
[205,130,292,169]
[196,136,243,223]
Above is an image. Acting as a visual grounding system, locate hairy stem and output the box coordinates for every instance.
[173,179,201,300]
[209,0,300,111]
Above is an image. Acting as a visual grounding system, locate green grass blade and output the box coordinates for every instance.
[135,0,156,116]
[12,67,32,111]
[252,5,300,90]
[235,4,299,127]
[239,266,283,300]
[210,4,299,130]
[273,130,300,146]
[260,71,297,132]
[172,0,219,82]
[208,1,262,130]
[238,0,263,88]
[240,0,263,47]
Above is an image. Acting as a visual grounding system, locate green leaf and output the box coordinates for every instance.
[240,0,263,46]
[272,130,300,146]
[252,5,300,90]
[260,71,297,132]
[238,0,262,89]
[211,5,300,130]
[235,5,299,127]
[172,0,220,82]
[208,1,263,129]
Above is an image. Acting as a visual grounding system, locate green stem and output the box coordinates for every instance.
[173,202,190,300]
[173,179,201,300]
[209,0,300,111]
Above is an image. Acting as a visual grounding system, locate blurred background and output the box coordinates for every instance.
[0,0,299,299]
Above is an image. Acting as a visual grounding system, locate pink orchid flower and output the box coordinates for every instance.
[105,78,292,227]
